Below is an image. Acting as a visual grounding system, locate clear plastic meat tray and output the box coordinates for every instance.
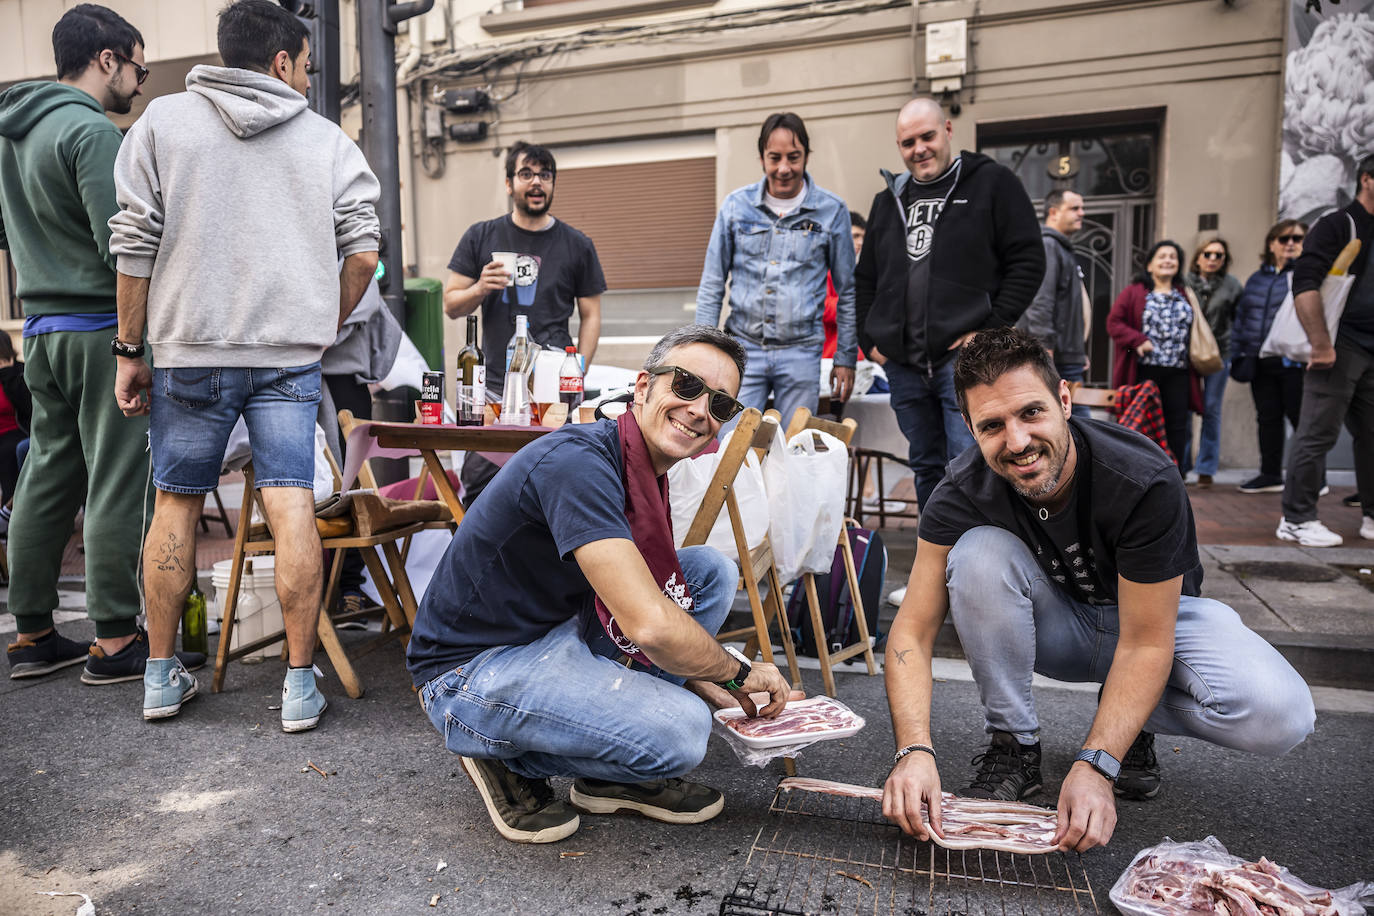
[713,695,865,749]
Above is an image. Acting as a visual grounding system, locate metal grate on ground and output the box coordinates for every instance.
[720,783,1099,916]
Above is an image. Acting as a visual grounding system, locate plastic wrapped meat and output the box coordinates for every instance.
[720,697,862,742]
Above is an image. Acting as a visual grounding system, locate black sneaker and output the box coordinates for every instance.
[7,630,90,679]
[1238,474,1284,494]
[958,731,1042,801]
[1115,731,1161,800]
[570,777,725,824]
[81,629,207,685]
[1345,492,1363,508]
[460,756,579,844]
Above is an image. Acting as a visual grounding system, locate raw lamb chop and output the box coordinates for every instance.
[778,777,1059,854]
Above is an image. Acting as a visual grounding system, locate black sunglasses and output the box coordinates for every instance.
[1277,234,1305,244]
[649,366,743,423]
[1199,251,1225,260]
[111,51,149,85]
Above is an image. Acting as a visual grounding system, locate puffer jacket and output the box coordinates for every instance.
[1231,264,1292,360]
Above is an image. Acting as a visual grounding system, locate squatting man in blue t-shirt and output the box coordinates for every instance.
[881,327,1314,852]
[407,325,792,844]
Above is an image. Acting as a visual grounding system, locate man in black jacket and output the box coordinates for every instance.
[1277,155,1374,547]
[855,98,1042,537]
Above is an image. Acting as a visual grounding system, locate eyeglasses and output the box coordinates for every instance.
[513,168,554,183]
[648,366,744,423]
[111,51,149,85]
[1277,234,1305,244]
[1199,251,1225,260]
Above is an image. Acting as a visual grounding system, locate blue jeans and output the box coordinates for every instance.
[417,545,736,782]
[736,338,821,429]
[945,526,1314,755]
[1184,361,1229,476]
[150,364,322,493]
[884,358,975,509]
[1058,364,1091,420]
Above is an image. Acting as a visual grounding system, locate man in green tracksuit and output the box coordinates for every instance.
[0,4,201,682]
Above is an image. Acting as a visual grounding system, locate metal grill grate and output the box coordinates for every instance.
[720,784,1100,916]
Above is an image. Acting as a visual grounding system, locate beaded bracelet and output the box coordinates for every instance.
[891,743,937,766]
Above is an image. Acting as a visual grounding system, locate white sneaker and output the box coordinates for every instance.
[1276,518,1343,547]
[887,586,907,606]
[1361,516,1374,540]
[862,498,907,514]
[1319,485,1331,497]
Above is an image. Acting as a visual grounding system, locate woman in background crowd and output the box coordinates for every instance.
[0,332,31,536]
[1184,237,1243,487]
[1108,239,1202,467]
[1229,220,1308,494]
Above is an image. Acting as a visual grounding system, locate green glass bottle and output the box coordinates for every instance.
[182,583,208,655]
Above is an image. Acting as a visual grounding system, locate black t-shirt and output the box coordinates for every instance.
[405,420,631,686]
[918,418,1203,605]
[901,160,962,363]
[448,215,607,392]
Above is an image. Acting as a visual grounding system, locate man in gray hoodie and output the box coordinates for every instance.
[108,0,381,730]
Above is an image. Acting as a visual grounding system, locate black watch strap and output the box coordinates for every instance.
[1074,748,1121,782]
[716,646,751,691]
[111,336,145,359]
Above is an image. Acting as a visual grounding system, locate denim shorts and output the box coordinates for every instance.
[150,364,322,494]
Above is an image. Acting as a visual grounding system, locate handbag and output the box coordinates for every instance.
[1184,287,1223,375]
[1229,353,1258,383]
[1260,214,1361,363]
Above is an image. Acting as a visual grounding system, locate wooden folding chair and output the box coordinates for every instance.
[1068,381,1116,411]
[679,408,803,690]
[784,407,879,698]
[211,461,428,699]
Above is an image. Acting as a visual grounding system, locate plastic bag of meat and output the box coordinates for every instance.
[1110,836,1373,916]
[712,695,865,766]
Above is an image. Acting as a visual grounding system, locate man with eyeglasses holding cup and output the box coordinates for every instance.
[443,141,607,502]
[409,325,792,845]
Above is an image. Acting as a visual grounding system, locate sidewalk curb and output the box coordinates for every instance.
[930,623,1374,692]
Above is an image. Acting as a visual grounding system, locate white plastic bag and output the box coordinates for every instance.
[763,427,848,584]
[667,430,769,562]
[1260,271,1354,363]
[1110,835,1373,916]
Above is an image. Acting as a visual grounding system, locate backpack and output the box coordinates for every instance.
[785,525,887,658]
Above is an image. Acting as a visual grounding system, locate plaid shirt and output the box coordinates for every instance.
[1112,380,1174,463]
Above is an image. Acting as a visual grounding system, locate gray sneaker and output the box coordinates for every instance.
[570,777,724,824]
[461,756,579,844]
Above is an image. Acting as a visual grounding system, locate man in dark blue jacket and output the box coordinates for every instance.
[855,98,1043,573]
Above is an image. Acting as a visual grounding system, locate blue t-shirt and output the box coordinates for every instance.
[406,420,631,686]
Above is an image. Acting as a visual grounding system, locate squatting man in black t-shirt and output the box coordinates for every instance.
[881,327,1315,852]
[407,326,792,844]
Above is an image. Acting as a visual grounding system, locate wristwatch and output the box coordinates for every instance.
[111,337,145,359]
[716,645,752,692]
[1074,748,1122,783]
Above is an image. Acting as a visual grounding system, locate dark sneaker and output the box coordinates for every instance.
[334,592,370,630]
[958,730,1043,801]
[1115,731,1162,800]
[1344,492,1363,508]
[460,756,579,844]
[81,629,207,685]
[570,777,724,825]
[7,630,89,679]
[1238,474,1283,494]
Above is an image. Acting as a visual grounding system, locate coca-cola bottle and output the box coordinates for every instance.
[558,346,583,416]
[457,315,484,426]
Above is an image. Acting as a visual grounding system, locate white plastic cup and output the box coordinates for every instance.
[492,251,517,286]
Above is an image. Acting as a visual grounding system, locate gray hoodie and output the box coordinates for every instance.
[109,65,380,368]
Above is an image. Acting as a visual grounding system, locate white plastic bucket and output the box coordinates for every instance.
[211,557,284,661]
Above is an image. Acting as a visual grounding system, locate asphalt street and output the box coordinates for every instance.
[3,618,1371,916]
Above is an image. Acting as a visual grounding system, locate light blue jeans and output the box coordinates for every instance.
[735,338,822,429]
[945,526,1314,755]
[884,358,976,509]
[1187,360,1229,477]
[417,545,736,782]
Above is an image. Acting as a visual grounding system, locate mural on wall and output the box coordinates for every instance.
[1281,1,1374,222]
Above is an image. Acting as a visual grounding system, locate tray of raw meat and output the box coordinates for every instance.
[714,696,865,748]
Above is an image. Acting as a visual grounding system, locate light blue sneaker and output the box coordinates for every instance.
[144,657,199,720]
[281,667,327,732]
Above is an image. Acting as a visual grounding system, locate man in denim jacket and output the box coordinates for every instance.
[695,112,856,422]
